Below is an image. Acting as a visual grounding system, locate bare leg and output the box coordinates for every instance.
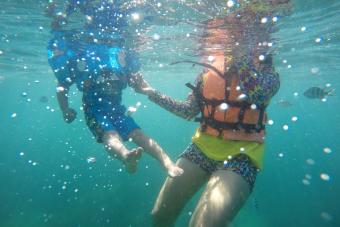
[102,131,142,173]
[129,129,183,177]
[189,170,251,227]
[152,157,209,227]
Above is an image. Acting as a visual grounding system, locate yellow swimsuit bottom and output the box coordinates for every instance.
[192,129,265,169]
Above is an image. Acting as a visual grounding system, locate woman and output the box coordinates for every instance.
[133,0,292,226]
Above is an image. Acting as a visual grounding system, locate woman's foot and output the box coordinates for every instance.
[124,147,143,173]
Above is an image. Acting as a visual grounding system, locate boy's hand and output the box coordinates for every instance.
[63,108,77,123]
[44,2,57,17]
[51,14,68,30]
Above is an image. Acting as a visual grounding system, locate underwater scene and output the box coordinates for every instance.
[0,0,339,226]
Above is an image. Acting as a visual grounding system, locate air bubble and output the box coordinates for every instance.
[305,174,312,180]
[227,0,234,8]
[310,67,319,74]
[323,147,332,154]
[219,103,228,111]
[86,156,96,163]
[131,13,140,21]
[153,34,160,40]
[208,56,215,62]
[321,212,333,222]
[320,173,330,181]
[302,179,310,185]
[261,17,268,23]
[306,159,315,165]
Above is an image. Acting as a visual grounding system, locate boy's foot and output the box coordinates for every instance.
[124,147,143,173]
[167,165,184,178]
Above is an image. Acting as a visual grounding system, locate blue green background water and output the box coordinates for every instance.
[0,0,339,226]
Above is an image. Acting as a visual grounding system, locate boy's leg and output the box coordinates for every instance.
[102,131,142,173]
[129,129,183,177]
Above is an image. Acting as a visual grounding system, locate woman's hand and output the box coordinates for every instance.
[130,73,155,95]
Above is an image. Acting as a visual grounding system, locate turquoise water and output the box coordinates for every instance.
[0,0,340,226]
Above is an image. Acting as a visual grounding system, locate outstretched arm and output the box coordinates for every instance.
[147,89,200,120]
[56,83,77,123]
[130,73,201,120]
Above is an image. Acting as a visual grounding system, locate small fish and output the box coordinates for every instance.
[303,87,334,99]
[39,96,49,103]
[276,99,292,107]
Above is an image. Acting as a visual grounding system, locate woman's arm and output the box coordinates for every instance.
[130,73,201,120]
[147,89,200,120]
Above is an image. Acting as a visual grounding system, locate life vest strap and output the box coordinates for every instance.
[185,82,196,91]
[201,118,265,133]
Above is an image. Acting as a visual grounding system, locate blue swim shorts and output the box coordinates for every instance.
[84,109,140,142]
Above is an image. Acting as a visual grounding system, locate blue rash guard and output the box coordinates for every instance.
[48,0,144,141]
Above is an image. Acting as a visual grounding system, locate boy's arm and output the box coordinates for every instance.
[44,0,84,30]
[56,83,77,123]
[44,1,68,30]
[130,73,201,120]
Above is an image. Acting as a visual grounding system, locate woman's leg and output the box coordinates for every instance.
[189,170,251,227]
[152,157,209,227]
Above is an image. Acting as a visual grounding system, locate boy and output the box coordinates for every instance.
[45,0,183,176]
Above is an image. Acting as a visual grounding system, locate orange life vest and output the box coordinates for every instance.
[189,56,267,143]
